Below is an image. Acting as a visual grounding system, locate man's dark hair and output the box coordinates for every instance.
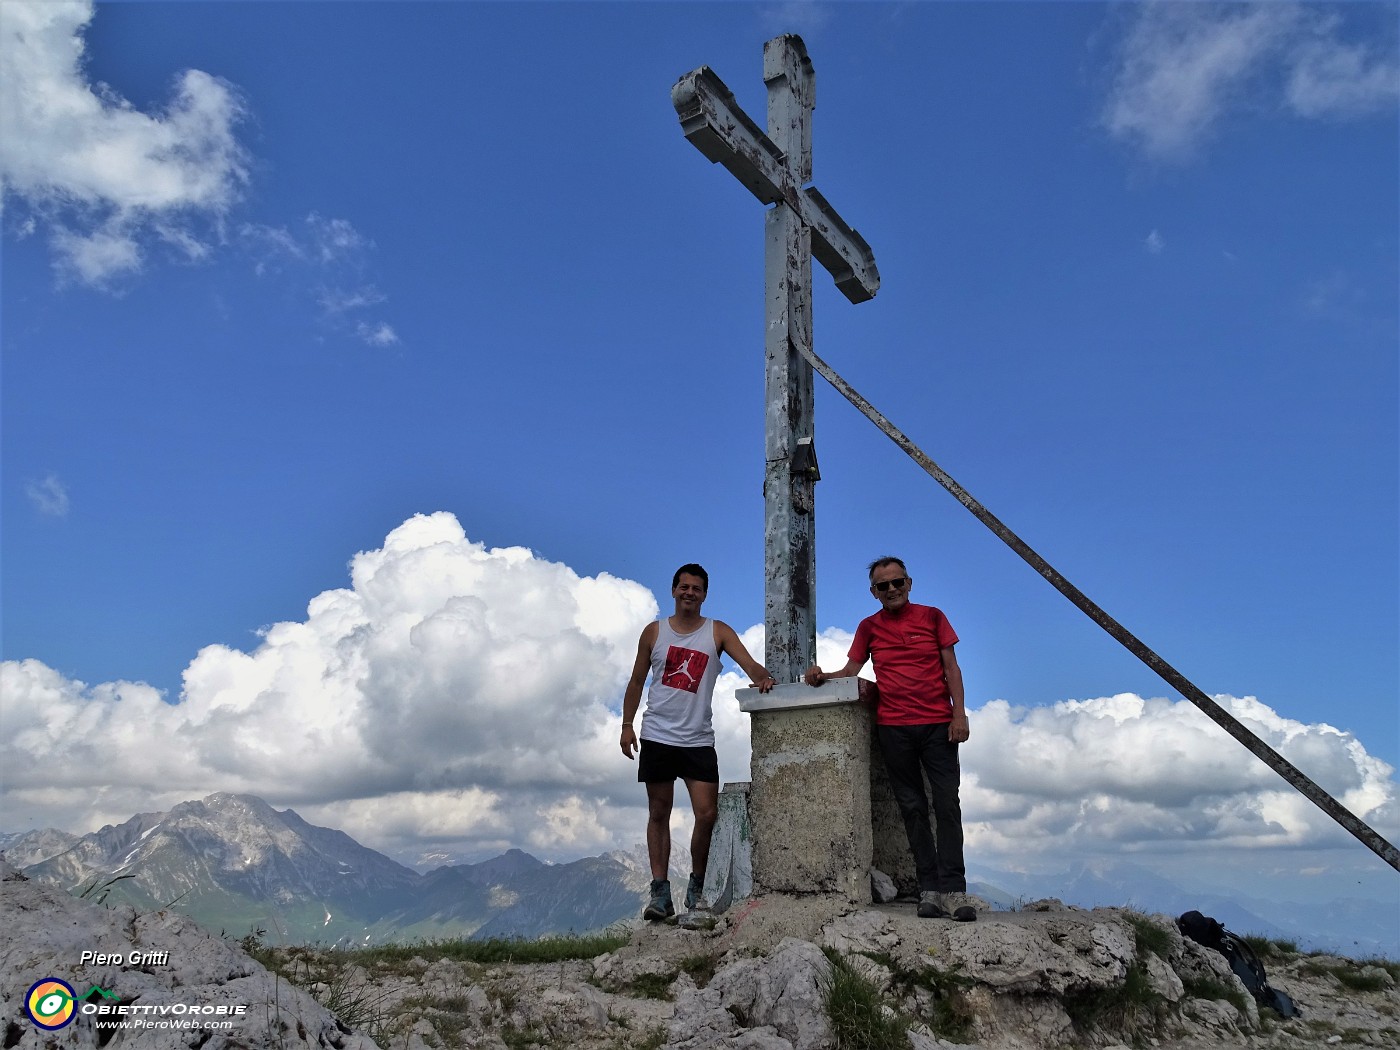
[867,556,908,582]
[673,563,709,591]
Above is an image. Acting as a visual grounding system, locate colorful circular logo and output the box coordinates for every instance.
[26,978,77,1030]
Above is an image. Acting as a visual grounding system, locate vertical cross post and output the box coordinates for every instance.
[763,38,817,682]
[672,35,879,682]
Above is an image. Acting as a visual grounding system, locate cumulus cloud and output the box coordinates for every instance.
[1,514,1394,875]
[24,474,70,517]
[0,514,658,860]
[963,693,1397,861]
[0,0,249,286]
[1101,3,1398,161]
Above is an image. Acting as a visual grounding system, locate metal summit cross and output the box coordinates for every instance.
[672,35,879,683]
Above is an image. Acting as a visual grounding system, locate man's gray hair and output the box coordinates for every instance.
[867,556,907,582]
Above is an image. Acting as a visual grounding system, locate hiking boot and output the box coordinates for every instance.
[943,891,980,922]
[643,879,674,921]
[916,890,948,919]
[684,872,709,912]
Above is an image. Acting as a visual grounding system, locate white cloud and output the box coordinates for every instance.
[305,213,370,263]
[24,474,70,517]
[1287,24,1400,118]
[963,693,1397,861]
[0,0,248,286]
[0,514,659,860]
[1144,229,1165,254]
[1101,3,1397,162]
[356,321,400,347]
[1,515,1393,877]
[242,216,399,345]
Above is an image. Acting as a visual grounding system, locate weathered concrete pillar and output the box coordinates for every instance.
[700,782,753,913]
[736,679,872,901]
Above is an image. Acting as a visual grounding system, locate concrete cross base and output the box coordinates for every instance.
[737,679,872,901]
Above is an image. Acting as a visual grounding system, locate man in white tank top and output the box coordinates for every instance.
[620,563,775,920]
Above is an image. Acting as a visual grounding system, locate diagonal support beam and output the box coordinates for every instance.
[795,338,1400,874]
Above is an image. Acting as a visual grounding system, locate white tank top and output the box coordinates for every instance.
[640,617,722,747]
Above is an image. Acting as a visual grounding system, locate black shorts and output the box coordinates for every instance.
[637,739,719,784]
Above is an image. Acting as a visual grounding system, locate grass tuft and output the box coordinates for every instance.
[1123,911,1173,959]
[1241,934,1298,960]
[1181,975,1251,1017]
[819,948,910,1050]
[1065,963,1166,1038]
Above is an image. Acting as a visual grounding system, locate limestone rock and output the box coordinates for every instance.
[1143,950,1185,1002]
[670,937,834,1050]
[820,909,898,956]
[869,867,899,904]
[936,914,1135,995]
[0,870,380,1049]
[1175,937,1258,1029]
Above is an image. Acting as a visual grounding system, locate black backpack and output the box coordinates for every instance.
[1177,910,1299,1018]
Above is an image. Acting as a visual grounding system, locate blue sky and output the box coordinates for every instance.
[2,2,1397,925]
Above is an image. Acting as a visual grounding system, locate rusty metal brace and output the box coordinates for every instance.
[797,340,1399,873]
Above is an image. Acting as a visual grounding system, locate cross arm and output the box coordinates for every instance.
[804,186,879,305]
[672,67,785,205]
[672,67,880,304]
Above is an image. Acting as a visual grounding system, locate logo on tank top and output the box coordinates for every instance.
[661,646,709,693]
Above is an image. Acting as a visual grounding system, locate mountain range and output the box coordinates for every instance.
[0,793,656,945]
[3,792,1395,956]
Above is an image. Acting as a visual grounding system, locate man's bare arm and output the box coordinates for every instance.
[715,621,775,692]
[620,623,657,759]
[942,645,969,743]
[803,657,864,687]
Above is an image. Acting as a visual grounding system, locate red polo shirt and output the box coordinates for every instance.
[848,602,959,726]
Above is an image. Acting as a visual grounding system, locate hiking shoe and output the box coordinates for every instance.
[916,890,949,919]
[943,892,980,922]
[643,879,674,921]
[684,872,709,912]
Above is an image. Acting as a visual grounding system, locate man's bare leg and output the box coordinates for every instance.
[684,779,720,883]
[645,781,674,881]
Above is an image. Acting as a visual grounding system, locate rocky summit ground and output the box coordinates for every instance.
[2,854,1396,1050]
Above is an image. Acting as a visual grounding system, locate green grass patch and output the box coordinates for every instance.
[1357,958,1400,982]
[1123,912,1174,959]
[680,952,720,988]
[1181,975,1250,1017]
[819,948,910,1050]
[852,949,975,1043]
[353,931,631,966]
[1065,963,1166,1038]
[1241,934,1297,960]
[501,1022,551,1049]
[618,971,677,1000]
[260,931,630,976]
[1335,969,1392,993]
[1296,956,1399,992]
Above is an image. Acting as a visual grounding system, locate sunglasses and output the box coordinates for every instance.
[873,577,908,593]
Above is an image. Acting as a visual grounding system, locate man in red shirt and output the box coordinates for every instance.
[804,556,975,921]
